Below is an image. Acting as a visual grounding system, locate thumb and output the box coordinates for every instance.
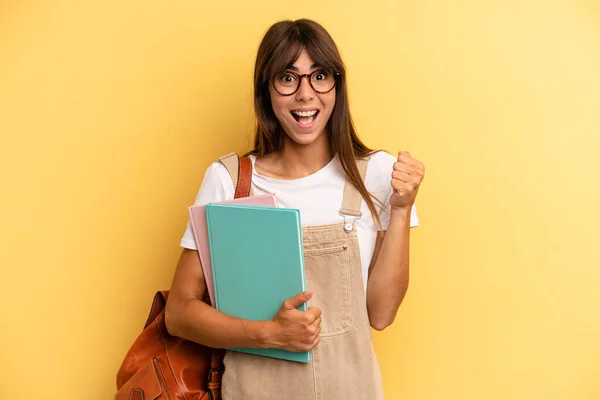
[397,150,411,160]
[283,290,313,310]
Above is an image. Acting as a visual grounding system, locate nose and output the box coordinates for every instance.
[294,75,314,102]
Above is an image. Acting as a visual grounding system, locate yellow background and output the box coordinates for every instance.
[1,0,599,399]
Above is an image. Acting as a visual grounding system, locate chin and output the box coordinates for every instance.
[286,129,325,147]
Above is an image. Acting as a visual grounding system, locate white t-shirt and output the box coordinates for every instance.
[181,151,419,293]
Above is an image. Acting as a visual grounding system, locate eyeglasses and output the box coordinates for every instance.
[272,69,340,96]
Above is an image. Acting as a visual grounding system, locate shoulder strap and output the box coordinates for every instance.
[144,291,168,329]
[339,156,370,217]
[208,152,251,396]
[218,152,254,198]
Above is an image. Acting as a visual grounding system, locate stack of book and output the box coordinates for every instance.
[188,195,311,363]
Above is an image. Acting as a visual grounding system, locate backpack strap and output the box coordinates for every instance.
[218,152,254,197]
[207,349,225,400]
[207,152,253,399]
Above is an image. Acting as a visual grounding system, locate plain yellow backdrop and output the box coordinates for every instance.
[1,0,599,399]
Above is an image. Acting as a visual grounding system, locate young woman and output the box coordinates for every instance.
[165,18,424,399]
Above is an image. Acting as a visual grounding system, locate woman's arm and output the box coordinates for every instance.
[366,151,424,331]
[165,248,321,351]
[165,249,268,348]
[366,207,411,331]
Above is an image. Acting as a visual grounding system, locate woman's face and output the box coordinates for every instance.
[269,49,336,147]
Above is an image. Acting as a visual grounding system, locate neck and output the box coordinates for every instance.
[275,134,333,179]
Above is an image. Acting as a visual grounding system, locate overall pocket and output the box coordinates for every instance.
[303,244,353,336]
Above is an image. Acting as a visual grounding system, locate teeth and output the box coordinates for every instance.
[292,110,318,117]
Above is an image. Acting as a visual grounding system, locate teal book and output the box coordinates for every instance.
[205,203,311,363]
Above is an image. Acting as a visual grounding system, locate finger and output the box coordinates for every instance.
[392,174,421,191]
[398,152,423,168]
[307,321,321,337]
[309,325,321,342]
[311,335,321,349]
[394,162,424,181]
[391,179,410,192]
[307,306,322,319]
[304,335,320,351]
[394,165,424,183]
[397,151,413,162]
[395,177,420,191]
[393,161,419,174]
[283,290,312,310]
[392,171,411,183]
[309,316,322,329]
[305,312,321,326]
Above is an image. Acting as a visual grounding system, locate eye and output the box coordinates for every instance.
[313,71,329,81]
[278,73,297,83]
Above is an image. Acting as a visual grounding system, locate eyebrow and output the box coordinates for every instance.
[286,63,320,72]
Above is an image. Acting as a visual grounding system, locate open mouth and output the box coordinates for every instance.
[291,109,319,126]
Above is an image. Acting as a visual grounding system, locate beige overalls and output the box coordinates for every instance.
[218,155,384,400]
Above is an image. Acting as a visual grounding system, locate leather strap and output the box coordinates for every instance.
[235,156,252,198]
[218,152,254,197]
[339,157,370,217]
[207,349,225,400]
[145,291,168,329]
[208,153,252,399]
[129,388,144,400]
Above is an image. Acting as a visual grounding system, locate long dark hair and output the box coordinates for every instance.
[246,19,381,226]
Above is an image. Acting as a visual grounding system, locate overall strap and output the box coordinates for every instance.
[339,157,370,226]
[218,152,254,197]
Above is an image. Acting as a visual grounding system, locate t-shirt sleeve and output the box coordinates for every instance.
[369,151,420,231]
[180,162,235,250]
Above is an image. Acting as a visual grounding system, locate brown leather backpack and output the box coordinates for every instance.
[115,154,252,400]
